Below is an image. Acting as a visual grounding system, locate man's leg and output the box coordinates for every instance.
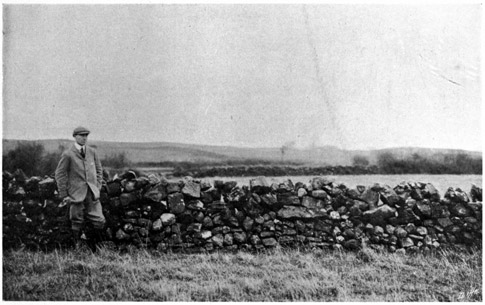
[85,190,106,252]
[69,202,85,249]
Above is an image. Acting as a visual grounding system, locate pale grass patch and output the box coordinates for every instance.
[3,246,481,301]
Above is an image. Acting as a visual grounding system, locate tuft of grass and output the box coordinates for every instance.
[3,246,482,301]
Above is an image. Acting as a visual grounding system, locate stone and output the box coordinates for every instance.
[330,211,340,220]
[410,188,423,201]
[254,215,264,224]
[297,188,307,198]
[223,181,237,193]
[233,231,247,243]
[212,234,224,248]
[343,239,361,250]
[138,218,151,228]
[123,180,137,192]
[445,187,470,203]
[201,230,212,239]
[277,206,315,219]
[262,238,278,247]
[125,210,140,218]
[260,231,275,238]
[260,193,278,209]
[250,176,271,194]
[400,237,414,248]
[416,226,428,236]
[449,203,471,217]
[362,204,396,226]
[395,227,407,238]
[187,223,202,233]
[405,223,416,234]
[437,217,453,228]
[464,217,478,224]
[160,213,176,226]
[379,185,401,207]
[414,200,432,218]
[385,224,395,235]
[227,187,246,203]
[409,234,424,241]
[312,190,329,199]
[152,219,163,231]
[243,217,254,231]
[120,193,137,207]
[166,182,181,194]
[202,216,214,228]
[186,200,204,211]
[220,225,231,234]
[263,220,275,231]
[423,183,440,202]
[374,226,384,235]
[199,180,212,191]
[295,220,306,232]
[277,193,301,206]
[228,216,239,227]
[360,188,380,209]
[301,196,325,210]
[470,184,482,202]
[116,228,131,240]
[168,193,185,214]
[283,228,297,236]
[224,234,234,246]
[430,202,451,218]
[397,208,420,224]
[138,227,149,237]
[249,235,262,245]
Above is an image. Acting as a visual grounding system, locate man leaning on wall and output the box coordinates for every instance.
[55,126,106,252]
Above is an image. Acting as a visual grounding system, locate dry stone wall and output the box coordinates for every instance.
[2,170,483,253]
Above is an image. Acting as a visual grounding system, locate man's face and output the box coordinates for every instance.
[74,134,88,146]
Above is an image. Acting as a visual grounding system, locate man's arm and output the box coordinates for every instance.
[94,150,103,189]
[55,152,70,199]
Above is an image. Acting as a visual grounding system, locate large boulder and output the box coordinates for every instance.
[160,213,176,226]
[250,176,271,194]
[362,204,397,226]
[277,192,300,206]
[422,183,440,202]
[168,193,185,214]
[360,188,380,209]
[143,184,167,202]
[470,184,482,202]
[379,185,401,207]
[277,206,323,219]
[181,181,201,198]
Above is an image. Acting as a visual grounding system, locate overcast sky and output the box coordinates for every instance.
[2,4,481,151]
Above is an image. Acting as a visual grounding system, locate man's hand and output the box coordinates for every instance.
[58,196,72,208]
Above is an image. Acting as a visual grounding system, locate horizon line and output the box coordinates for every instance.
[2,137,483,153]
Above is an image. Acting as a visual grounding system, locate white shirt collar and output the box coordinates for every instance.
[74,143,86,151]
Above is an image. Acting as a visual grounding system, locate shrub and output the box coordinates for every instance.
[3,142,45,176]
[352,155,370,167]
[101,152,132,169]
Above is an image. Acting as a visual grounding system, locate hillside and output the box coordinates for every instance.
[2,139,482,166]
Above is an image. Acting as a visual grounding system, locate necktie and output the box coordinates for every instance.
[81,147,85,158]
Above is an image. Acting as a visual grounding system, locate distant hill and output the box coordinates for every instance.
[2,139,482,166]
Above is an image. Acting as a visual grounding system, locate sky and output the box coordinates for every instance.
[2,4,482,151]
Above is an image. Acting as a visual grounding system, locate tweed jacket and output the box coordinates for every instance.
[55,144,103,202]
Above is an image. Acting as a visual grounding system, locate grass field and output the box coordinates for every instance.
[3,246,481,301]
[207,174,483,195]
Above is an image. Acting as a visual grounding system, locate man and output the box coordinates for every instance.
[55,126,105,252]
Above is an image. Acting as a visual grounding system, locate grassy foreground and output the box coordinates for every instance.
[3,245,482,301]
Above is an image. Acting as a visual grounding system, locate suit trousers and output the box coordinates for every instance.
[70,189,106,231]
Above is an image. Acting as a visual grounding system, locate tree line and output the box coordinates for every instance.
[2,142,132,177]
[2,142,482,177]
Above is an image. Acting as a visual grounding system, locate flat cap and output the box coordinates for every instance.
[72,126,90,136]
